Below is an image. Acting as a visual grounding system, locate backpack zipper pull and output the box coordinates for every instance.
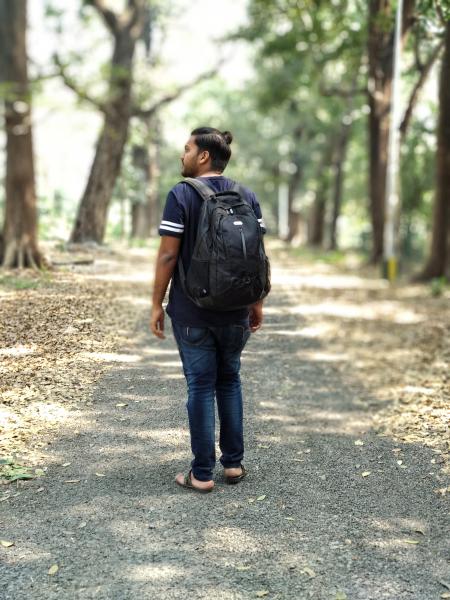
[239,227,247,260]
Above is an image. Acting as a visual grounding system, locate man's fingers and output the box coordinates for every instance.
[150,317,165,339]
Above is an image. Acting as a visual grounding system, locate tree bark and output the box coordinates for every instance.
[413,21,450,281]
[131,144,152,238]
[328,123,351,251]
[0,0,46,268]
[70,2,144,244]
[286,125,303,242]
[367,0,416,264]
[308,141,335,247]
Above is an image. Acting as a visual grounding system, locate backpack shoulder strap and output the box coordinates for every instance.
[182,177,215,202]
[231,181,251,207]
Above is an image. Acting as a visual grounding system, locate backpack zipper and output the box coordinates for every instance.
[239,227,247,259]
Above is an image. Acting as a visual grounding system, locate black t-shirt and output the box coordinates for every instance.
[158,175,266,327]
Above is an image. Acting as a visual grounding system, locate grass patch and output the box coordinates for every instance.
[0,273,53,290]
[279,244,367,266]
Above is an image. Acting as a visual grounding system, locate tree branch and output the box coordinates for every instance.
[53,53,108,114]
[400,39,444,140]
[124,0,145,37]
[319,83,367,98]
[132,62,224,120]
[86,0,118,34]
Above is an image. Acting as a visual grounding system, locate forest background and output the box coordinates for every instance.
[0,0,449,282]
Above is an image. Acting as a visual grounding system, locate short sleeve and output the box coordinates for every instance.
[158,189,185,238]
[248,191,267,234]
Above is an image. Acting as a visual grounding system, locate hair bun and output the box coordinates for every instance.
[221,131,233,144]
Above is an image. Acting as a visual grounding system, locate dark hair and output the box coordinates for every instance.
[191,127,233,172]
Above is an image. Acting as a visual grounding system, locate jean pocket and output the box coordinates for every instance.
[180,326,210,346]
[230,325,251,353]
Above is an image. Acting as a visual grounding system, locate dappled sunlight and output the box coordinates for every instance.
[147,360,182,368]
[204,526,261,554]
[260,413,297,423]
[0,344,36,356]
[142,347,180,356]
[289,301,425,323]
[297,350,349,362]
[115,295,151,307]
[80,351,143,363]
[85,272,152,284]
[271,270,389,290]
[136,428,189,446]
[0,400,72,426]
[268,328,320,337]
[125,563,185,582]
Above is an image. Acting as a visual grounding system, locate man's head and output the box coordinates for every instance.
[181,127,233,177]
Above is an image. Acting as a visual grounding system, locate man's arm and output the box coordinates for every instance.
[150,236,181,339]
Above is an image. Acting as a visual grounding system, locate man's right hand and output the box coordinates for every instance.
[249,300,263,333]
[150,304,165,339]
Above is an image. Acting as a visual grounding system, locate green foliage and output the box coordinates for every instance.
[430,276,447,296]
[0,457,39,482]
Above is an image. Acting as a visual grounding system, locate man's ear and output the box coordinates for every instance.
[198,150,210,165]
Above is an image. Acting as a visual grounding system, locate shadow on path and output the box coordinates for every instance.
[2,285,449,600]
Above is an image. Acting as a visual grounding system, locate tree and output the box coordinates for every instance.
[0,0,47,268]
[68,0,147,244]
[414,17,450,280]
[236,0,366,246]
[367,0,416,264]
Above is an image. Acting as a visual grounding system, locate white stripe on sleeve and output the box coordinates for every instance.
[160,225,185,233]
[161,220,184,230]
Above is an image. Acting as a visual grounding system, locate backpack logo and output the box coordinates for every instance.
[177,178,271,311]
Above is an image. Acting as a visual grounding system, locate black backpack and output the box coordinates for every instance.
[177,177,271,311]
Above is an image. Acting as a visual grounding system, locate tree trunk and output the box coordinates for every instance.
[307,141,335,247]
[286,125,303,242]
[367,0,416,264]
[413,21,450,281]
[329,118,352,250]
[308,190,327,246]
[70,7,144,244]
[286,164,302,242]
[0,0,46,269]
[130,135,160,239]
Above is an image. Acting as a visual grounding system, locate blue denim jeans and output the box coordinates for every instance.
[171,320,251,482]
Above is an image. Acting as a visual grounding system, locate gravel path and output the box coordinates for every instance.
[2,261,449,600]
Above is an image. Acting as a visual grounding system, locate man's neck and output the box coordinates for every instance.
[197,170,223,178]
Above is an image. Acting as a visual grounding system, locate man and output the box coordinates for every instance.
[150,127,266,493]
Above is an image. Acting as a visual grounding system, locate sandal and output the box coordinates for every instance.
[175,469,214,494]
[224,464,248,485]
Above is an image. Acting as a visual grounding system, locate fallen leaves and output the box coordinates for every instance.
[48,564,59,576]
[0,244,154,470]
[1,540,14,547]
